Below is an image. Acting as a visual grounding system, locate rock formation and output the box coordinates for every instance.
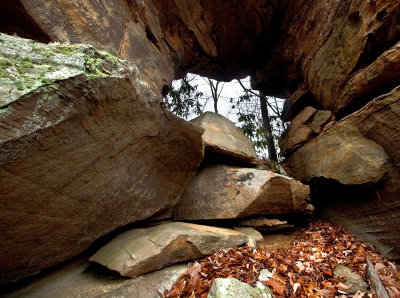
[89,222,249,278]
[0,33,204,285]
[191,112,258,165]
[174,164,310,220]
[0,0,400,286]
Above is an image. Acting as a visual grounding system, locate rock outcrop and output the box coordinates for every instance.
[89,222,249,278]
[174,165,309,220]
[0,33,204,285]
[191,112,258,165]
[287,121,388,185]
[0,0,400,286]
[292,86,400,259]
[279,106,317,156]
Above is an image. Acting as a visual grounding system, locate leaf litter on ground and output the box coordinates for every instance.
[163,221,400,297]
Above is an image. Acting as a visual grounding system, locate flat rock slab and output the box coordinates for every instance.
[3,257,188,298]
[236,218,294,232]
[191,112,258,165]
[89,222,249,278]
[174,165,309,220]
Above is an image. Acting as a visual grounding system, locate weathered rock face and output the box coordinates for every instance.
[174,165,309,220]
[253,1,400,114]
[191,112,258,165]
[297,86,400,260]
[0,34,204,285]
[279,106,317,156]
[254,1,400,260]
[89,222,249,278]
[287,121,388,185]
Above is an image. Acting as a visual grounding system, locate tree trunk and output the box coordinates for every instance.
[213,98,219,114]
[208,78,219,114]
[259,92,278,161]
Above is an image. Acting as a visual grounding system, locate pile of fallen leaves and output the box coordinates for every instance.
[163,221,400,297]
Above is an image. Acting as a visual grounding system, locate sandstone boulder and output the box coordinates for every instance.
[279,106,317,156]
[297,86,400,260]
[191,112,258,165]
[287,121,388,185]
[0,34,204,285]
[173,165,309,220]
[89,222,249,278]
[311,110,335,135]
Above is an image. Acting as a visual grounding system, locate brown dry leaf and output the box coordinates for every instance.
[263,274,286,295]
[337,282,351,290]
[322,268,333,276]
[278,263,288,274]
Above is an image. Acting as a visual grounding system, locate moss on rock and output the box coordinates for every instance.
[0,33,129,108]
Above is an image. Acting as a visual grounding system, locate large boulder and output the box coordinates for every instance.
[173,165,309,220]
[191,112,258,165]
[89,222,249,278]
[287,121,388,185]
[0,34,204,285]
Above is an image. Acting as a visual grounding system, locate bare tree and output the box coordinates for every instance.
[204,78,225,114]
[237,79,285,161]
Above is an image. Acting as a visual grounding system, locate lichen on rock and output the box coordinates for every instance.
[0,33,128,108]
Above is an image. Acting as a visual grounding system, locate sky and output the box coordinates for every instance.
[170,74,287,158]
[187,76,252,123]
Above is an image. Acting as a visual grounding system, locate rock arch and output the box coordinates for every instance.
[0,0,399,285]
